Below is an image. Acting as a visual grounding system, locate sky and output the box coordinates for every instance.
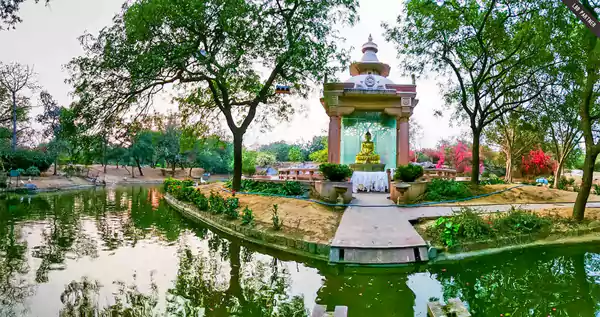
[0,0,465,149]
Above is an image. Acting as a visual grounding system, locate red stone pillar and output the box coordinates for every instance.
[396,117,409,166]
[328,115,341,163]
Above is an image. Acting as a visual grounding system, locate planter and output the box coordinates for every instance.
[314,180,353,204]
[390,180,428,204]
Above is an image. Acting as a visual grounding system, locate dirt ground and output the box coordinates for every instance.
[451,184,600,205]
[20,175,92,189]
[534,207,600,221]
[22,165,209,189]
[86,164,206,184]
[195,182,342,244]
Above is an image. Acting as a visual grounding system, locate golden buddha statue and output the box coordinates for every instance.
[355,131,381,164]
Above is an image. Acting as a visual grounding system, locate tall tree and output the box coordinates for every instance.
[36,91,65,175]
[0,0,49,30]
[67,0,358,191]
[537,84,582,188]
[0,62,36,151]
[572,0,600,221]
[385,0,556,184]
[158,123,181,175]
[484,110,541,182]
[130,131,155,176]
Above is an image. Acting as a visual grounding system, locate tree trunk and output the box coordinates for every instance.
[470,130,481,185]
[116,161,119,169]
[189,167,193,177]
[136,159,144,176]
[171,160,176,175]
[573,150,598,221]
[232,132,243,191]
[53,157,57,176]
[11,91,17,152]
[504,154,512,183]
[103,138,107,173]
[131,162,135,178]
[553,159,564,188]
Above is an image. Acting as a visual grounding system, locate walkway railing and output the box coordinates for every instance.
[278,168,323,181]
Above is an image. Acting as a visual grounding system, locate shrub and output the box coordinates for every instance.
[4,149,53,172]
[479,173,506,185]
[241,207,255,226]
[182,179,195,187]
[424,179,473,201]
[16,168,25,176]
[208,191,226,214]
[225,179,305,196]
[318,163,353,182]
[24,166,41,177]
[394,164,424,182]
[492,207,552,234]
[557,176,569,190]
[224,197,240,219]
[163,178,180,191]
[193,192,209,211]
[271,204,283,230]
[426,208,490,247]
[594,184,600,195]
[427,207,555,248]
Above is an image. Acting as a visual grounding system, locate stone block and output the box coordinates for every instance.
[315,181,353,204]
[311,304,326,317]
[329,248,340,262]
[333,306,348,317]
[341,248,416,264]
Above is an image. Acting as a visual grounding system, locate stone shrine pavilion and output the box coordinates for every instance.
[321,35,418,170]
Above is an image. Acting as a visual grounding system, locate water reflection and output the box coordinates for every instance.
[431,246,600,316]
[0,186,598,316]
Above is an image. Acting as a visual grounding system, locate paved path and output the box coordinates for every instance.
[331,193,426,249]
[330,193,600,264]
[401,201,600,221]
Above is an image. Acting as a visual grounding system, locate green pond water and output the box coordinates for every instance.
[1,186,600,316]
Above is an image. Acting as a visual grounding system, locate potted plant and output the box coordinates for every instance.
[391,164,426,204]
[314,163,353,204]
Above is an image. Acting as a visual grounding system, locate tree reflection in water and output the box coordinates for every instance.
[1,187,600,316]
[431,246,600,316]
[57,243,307,316]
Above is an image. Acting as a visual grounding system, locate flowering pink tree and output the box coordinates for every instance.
[521,149,556,176]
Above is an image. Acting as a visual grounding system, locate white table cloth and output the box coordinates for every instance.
[351,171,389,193]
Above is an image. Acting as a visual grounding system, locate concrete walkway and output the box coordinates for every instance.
[330,193,600,265]
[330,193,428,264]
[401,201,600,221]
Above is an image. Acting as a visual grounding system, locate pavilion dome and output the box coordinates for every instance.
[345,34,393,88]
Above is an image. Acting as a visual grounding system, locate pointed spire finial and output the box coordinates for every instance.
[368,34,373,42]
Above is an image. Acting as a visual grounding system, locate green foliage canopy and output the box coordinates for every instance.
[67,0,358,191]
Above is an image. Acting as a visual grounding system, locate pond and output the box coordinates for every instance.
[0,185,599,316]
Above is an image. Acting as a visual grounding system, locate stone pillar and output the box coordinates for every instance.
[328,115,342,163]
[396,117,409,166]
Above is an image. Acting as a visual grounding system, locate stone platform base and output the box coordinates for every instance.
[329,193,429,265]
[349,163,385,172]
[329,246,428,264]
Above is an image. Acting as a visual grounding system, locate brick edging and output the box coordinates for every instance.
[164,194,330,262]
